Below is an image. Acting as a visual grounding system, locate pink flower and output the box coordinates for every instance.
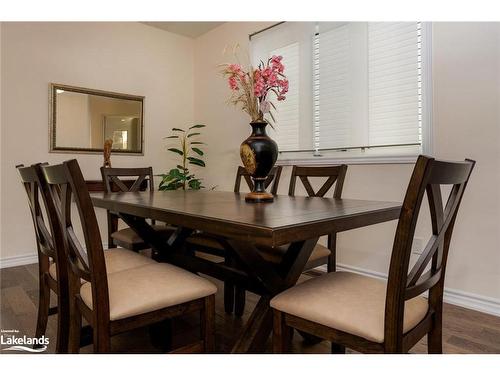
[277,95,286,101]
[268,72,278,86]
[271,55,283,64]
[228,64,242,74]
[271,55,284,73]
[228,76,238,90]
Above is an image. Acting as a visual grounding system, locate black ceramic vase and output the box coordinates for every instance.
[240,121,278,203]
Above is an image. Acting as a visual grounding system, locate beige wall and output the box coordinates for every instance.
[0,22,195,260]
[194,22,500,304]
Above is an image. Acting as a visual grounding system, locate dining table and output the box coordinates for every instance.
[91,190,402,353]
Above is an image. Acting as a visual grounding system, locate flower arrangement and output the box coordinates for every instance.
[221,52,288,125]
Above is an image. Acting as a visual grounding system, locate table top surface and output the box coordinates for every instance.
[91,190,401,246]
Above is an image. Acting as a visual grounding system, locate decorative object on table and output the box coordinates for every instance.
[159,124,207,190]
[221,50,288,202]
[103,139,113,168]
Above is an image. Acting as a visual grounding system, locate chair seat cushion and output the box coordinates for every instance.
[111,225,175,245]
[257,243,331,265]
[48,248,155,281]
[270,271,429,343]
[80,263,217,321]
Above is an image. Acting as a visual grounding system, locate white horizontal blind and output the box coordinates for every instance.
[251,22,427,159]
[270,42,300,151]
[368,22,421,146]
[315,25,352,149]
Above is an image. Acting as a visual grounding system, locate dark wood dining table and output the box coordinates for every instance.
[91,190,401,353]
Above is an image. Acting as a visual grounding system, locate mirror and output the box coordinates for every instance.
[49,84,144,154]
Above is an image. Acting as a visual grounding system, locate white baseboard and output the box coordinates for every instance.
[317,263,500,317]
[0,243,110,269]
[0,253,38,269]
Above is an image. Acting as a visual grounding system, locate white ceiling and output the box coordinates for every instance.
[142,22,224,38]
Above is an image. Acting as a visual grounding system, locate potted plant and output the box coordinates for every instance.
[159,125,207,190]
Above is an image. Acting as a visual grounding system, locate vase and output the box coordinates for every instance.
[240,121,278,203]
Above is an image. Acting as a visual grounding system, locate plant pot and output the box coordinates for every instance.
[240,121,278,203]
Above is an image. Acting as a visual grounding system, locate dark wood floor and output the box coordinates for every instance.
[1,263,499,354]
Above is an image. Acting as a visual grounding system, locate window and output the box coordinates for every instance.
[250,22,432,163]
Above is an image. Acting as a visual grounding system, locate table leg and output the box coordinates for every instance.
[227,237,319,353]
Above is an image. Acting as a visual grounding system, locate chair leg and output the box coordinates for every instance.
[93,325,111,353]
[201,295,215,353]
[273,310,292,353]
[234,287,246,317]
[428,311,443,354]
[327,233,337,273]
[331,342,346,354]
[68,300,82,353]
[107,211,118,249]
[223,255,235,314]
[55,292,70,353]
[34,274,50,349]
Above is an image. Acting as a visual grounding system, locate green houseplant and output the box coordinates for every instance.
[159,124,207,190]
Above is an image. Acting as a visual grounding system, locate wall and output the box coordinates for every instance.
[0,22,195,262]
[194,22,500,309]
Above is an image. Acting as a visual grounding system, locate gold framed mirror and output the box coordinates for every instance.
[49,83,144,154]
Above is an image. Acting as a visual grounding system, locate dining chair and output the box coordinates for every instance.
[17,163,159,353]
[42,159,217,353]
[100,167,175,252]
[271,155,475,354]
[16,163,70,353]
[186,165,283,316]
[259,165,349,272]
[233,165,348,319]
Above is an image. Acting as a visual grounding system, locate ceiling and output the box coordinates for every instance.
[142,22,224,38]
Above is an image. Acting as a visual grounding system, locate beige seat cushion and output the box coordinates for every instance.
[270,271,428,343]
[111,225,175,245]
[48,248,155,281]
[80,263,217,321]
[257,243,331,265]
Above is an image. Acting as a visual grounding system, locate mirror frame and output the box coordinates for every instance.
[49,83,145,155]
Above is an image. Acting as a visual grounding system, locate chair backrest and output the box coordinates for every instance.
[234,165,283,195]
[16,163,69,289]
[288,165,348,198]
[384,155,475,350]
[42,160,109,315]
[100,166,154,193]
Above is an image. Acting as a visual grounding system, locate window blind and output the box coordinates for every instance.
[368,22,421,146]
[314,25,352,150]
[250,22,428,159]
[270,42,300,151]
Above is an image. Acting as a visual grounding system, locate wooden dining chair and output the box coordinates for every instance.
[271,155,475,354]
[100,167,174,252]
[258,165,348,272]
[16,163,70,353]
[186,165,283,316]
[18,162,171,352]
[253,165,348,341]
[42,159,217,353]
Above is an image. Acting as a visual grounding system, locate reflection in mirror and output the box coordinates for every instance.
[50,84,144,154]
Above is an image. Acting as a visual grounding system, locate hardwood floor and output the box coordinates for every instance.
[1,263,499,354]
